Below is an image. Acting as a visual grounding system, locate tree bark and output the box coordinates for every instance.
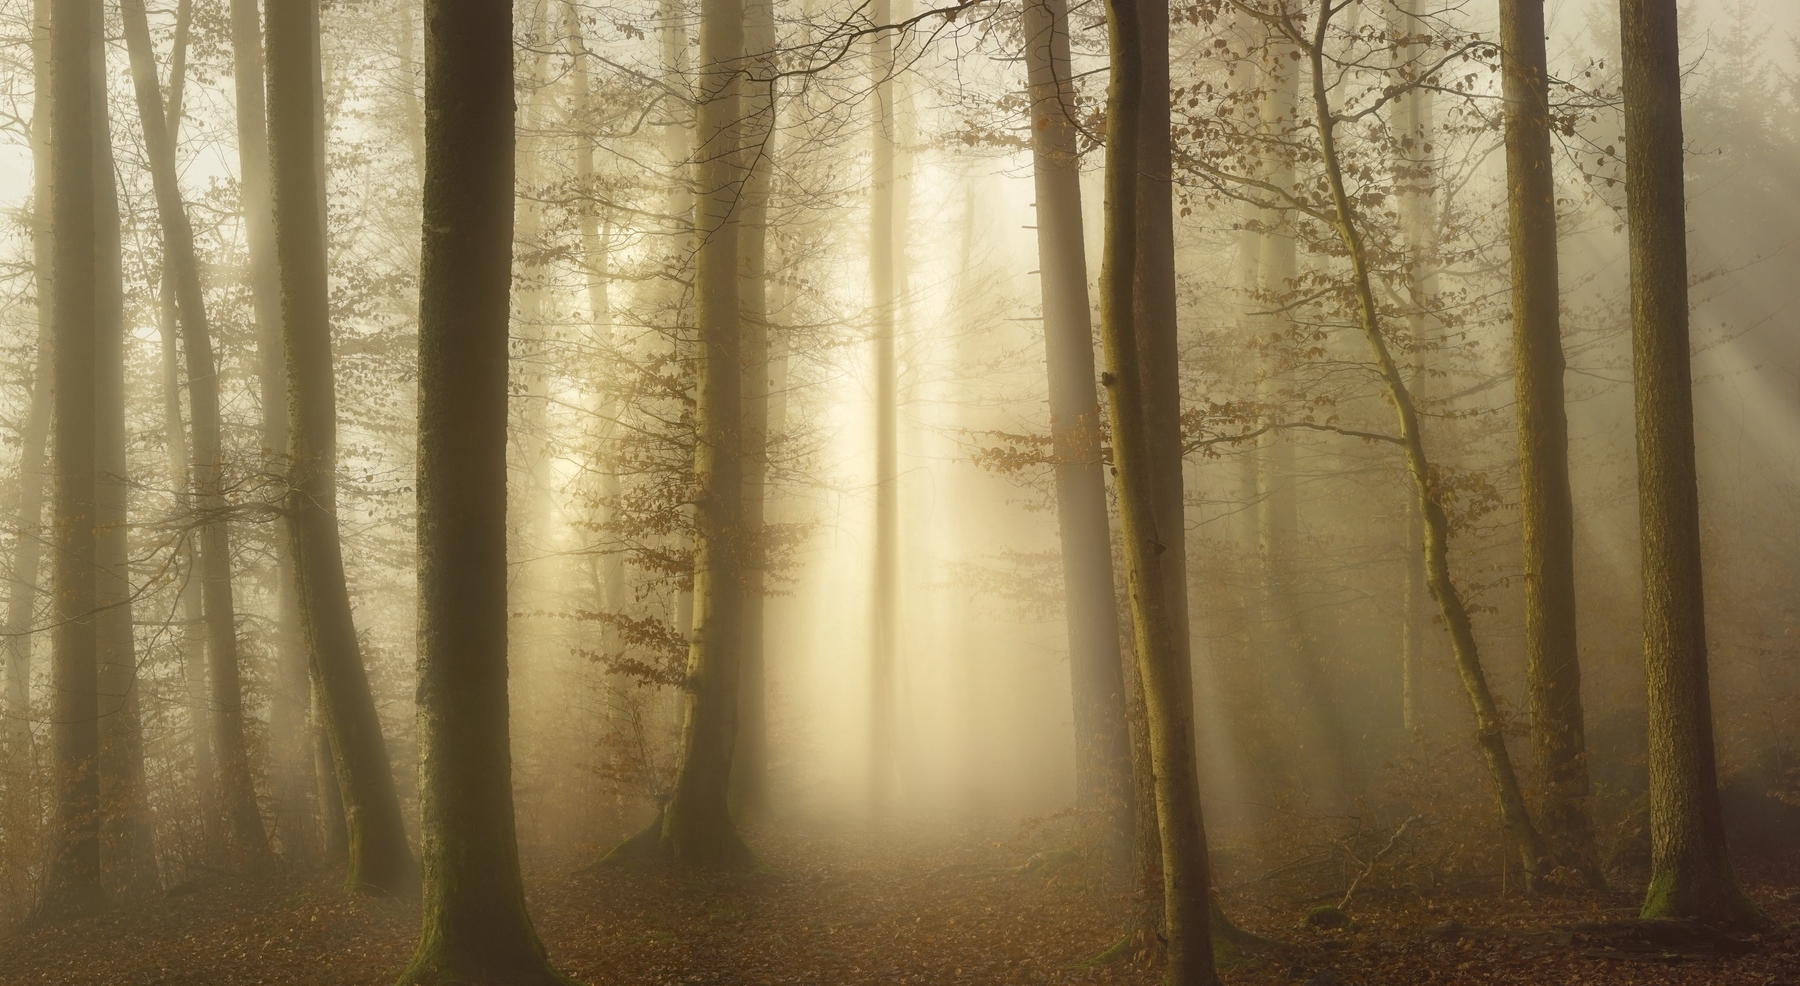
[399,0,572,976]
[868,0,900,819]
[37,0,105,921]
[1024,0,1134,870]
[228,0,310,863]
[651,0,752,869]
[1097,0,1215,978]
[1619,0,1764,929]
[5,0,54,765]
[731,0,775,824]
[93,30,158,900]
[122,0,271,871]
[267,0,417,898]
[1500,0,1600,887]
[1295,0,1548,886]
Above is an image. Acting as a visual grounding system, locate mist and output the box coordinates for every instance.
[1,0,1798,983]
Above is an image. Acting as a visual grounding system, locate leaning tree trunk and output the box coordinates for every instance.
[398,0,569,977]
[5,0,54,764]
[228,0,311,862]
[1619,0,1765,929]
[92,33,158,900]
[1024,0,1135,870]
[122,0,271,871]
[36,0,105,922]
[1296,0,1548,886]
[266,0,418,899]
[731,0,775,824]
[1500,0,1600,887]
[1097,0,1216,980]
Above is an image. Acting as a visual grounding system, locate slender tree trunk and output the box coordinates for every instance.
[652,0,751,869]
[1254,28,1348,802]
[1394,0,1433,738]
[267,0,417,898]
[868,0,899,819]
[1098,0,1214,979]
[122,0,271,871]
[1297,0,1547,886]
[1024,0,1133,869]
[399,0,569,976]
[6,0,55,765]
[93,33,158,900]
[139,0,214,850]
[1500,0,1600,887]
[36,0,105,921]
[228,0,310,863]
[1619,0,1764,929]
[731,0,775,824]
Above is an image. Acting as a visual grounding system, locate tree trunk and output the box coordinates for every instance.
[1394,0,1434,738]
[5,0,54,765]
[868,0,900,820]
[399,0,569,976]
[93,31,158,900]
[1254,28,1348,803]
[731,0,775,825]
[122,0,271,871]
[37,0,105,921]
[1024,0,1134,870]
[228,0,310,863]
[1619,0,1764,929]
[1298,0,1547,886]
[1500,0,1600,887]
[1097,0,1215,978]
[267,0,417,898]
[652,0,752,869]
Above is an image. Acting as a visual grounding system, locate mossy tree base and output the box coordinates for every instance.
[1639,865,1769,930]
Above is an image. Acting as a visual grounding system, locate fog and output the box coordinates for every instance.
[1,0,1798,981]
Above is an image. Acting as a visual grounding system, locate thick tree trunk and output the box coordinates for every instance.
[1619,0,1764,929]
[92,35,158,900]
[731,0,775,824]
[868,0,899,819]
[1500,0,1600,887]
[229,0,310,862]
[122,0,271,871]
[5,0,54,764]
[1298,0,1547,886]
[1097,0,1215,979]
[1024,0,1134,870]
[267,0,417,898]
[399,0,569,977]
[38,0,105,921]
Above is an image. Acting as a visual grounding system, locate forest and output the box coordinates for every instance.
[0,0,1797,981]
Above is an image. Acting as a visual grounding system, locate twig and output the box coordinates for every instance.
[1338,815,1418,912]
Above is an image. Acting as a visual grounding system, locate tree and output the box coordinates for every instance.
[227,0,311,860]
[1023,0,1135,869]
[1097,0,1217,978]
[122,0,271,871]
[267,0,418,898]
[5,0,55,764]
[35,0,104,923]
[398,0,576,976]
[1619,0,1765,929]
[93,23,157,899]
[868,0,900,818]
[1499,0,1599,885]
[732,0,777,823]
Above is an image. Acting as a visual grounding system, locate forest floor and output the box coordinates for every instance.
[1,827,1798,985]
